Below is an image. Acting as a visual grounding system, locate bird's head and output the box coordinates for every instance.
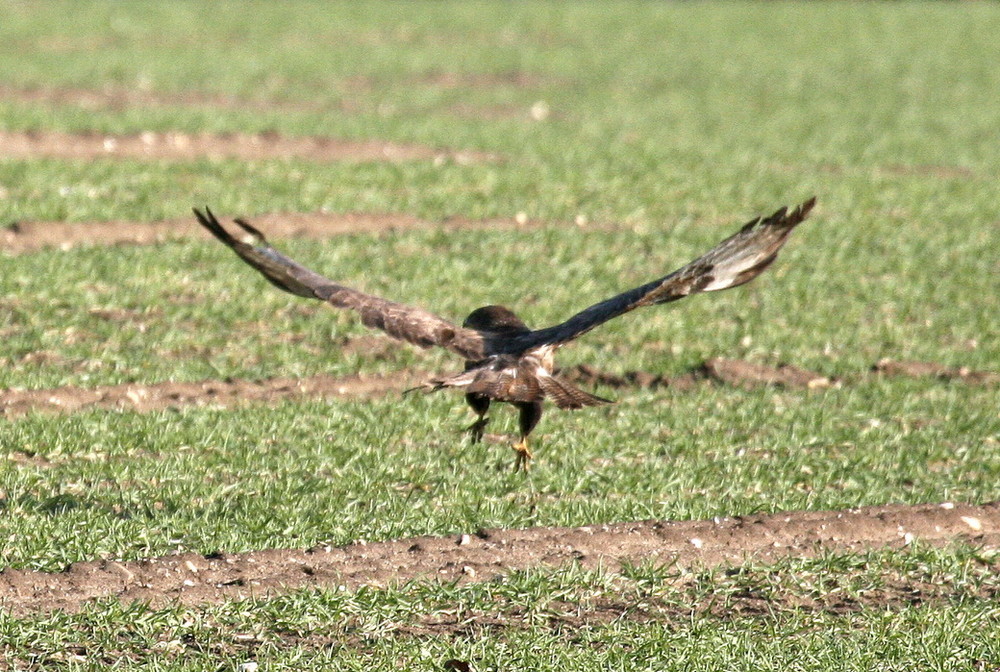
[463,305,530,333]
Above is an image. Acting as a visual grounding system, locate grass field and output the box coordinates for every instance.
[2,2,999,669]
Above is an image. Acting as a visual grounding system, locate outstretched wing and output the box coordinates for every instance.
[501,198,816,354]
[194,208,488,360]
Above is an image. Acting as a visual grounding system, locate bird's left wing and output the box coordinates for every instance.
[194,208,488,360]
[501,198,816,354]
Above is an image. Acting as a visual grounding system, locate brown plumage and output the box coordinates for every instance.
[194,197,815,470]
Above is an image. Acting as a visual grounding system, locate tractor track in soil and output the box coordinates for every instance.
[0,129,497,165]
[1,501,997,616]
[2,210,555,255]
[0,358,994,419]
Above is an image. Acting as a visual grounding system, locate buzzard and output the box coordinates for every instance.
[194,198,815,470]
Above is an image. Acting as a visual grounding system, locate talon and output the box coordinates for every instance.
[512,439,533,473]
[466,417,489,443]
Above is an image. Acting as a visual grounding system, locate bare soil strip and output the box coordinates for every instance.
[0,360,833,419]
[2,358,994,419]
[0,83,545,125]
[1,501,996,616]
[873,357,1000,385]
[0,371,421,418]
[0,76,548,114]
[1,211,527,255]
[562,358,834,391]
[0,129,495,165]
[0,83,353,114]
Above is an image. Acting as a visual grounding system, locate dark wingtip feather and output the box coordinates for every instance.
[789,196,817,223]
[193,206,238,247]
[761,196,816,233]
[233,217,270,246]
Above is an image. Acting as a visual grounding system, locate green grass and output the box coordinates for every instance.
[2,1,999,668]
[2,384,998,572]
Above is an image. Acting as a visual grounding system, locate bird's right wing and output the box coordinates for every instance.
[194,208,489,360]
[502,198,816,353]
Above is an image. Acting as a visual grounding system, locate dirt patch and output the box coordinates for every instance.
[3,358,995,419]
[877,164,977,179]
[699,358,834,389]
[0,360,829,419]
[1,82,552,125]
[0,129,495,165]
[387,70,557,90]
[1,211,531,255]
[0,83,349,115]
[0,371,420,419]
[1,501,996,616]
[874,358,1000,385]
[561,358,833,391]
[772,162,978,180]
[1,74,554,114]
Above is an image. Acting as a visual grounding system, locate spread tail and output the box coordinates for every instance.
[538,374,614,410]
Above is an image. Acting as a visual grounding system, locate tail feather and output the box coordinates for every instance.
[539,374,613,410]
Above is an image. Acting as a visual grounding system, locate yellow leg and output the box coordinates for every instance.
[512,438,533,472]
[512,402,541,472]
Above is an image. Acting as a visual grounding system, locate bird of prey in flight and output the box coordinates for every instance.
[194,198,815,470]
